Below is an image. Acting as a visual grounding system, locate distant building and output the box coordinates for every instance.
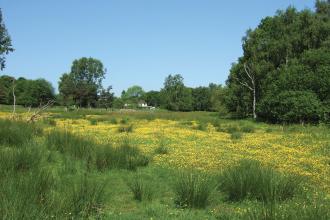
[138,100,148,108]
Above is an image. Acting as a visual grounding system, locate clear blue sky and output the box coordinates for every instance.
[1,0,315,95]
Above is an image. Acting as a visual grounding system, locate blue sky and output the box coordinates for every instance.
[1,0,315,95]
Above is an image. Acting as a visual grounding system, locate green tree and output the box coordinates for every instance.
[0,9,14,70]
[98,86,114,110]
[226,1,330,122]
[142,90,162,107]
[121,85,145,105]
[161,74,193,111]
[0,75,14,104]
[58,57,106,107]
[191,86,211,111]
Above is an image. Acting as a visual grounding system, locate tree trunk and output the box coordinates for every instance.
[252,88,256,120]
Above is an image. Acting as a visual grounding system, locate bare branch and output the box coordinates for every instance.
[27,100,55,123]
[244,63,254,82]
[233,76,253,91]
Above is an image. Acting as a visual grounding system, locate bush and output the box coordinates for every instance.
[0,119,39,146]
[258,91,323,124]
[219,159,301,202]
[174,171,213,209]
[127,175,153,201]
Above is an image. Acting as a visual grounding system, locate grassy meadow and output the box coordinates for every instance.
[0,105,329,219]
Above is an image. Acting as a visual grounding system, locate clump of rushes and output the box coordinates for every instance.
[120,118,129,124]
[241,124,255,133]
[95,140,149,171]
[0,119,40,146]
[89,119,98,125]
[230,131,242,140]
[65,174,107,218]
[128,175,153,201]
[174,171,214,209]
[45,130,95,160]
[110,117,118,124]
[219,159,302,203]
[154,138,169,155]
[118,124,133,133]
[196,123,207,131]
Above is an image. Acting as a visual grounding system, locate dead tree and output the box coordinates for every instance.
[11,79,16,118]
[234,63,257,119]
[27,100,55,123]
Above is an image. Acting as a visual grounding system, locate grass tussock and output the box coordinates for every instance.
[45,130,95,160]
[174,171,214,209]
[0,119,41,146]
[118,124,134,133]
[128,175,154,201]
[219,159,302,202]
[95,141,149,171]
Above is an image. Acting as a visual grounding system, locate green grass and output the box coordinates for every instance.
[0,119,41,146]
[118,124,134,133]
[219,159,301,202]
[127,174,154,201]
[0,112,329,219]
[174,171,214,209]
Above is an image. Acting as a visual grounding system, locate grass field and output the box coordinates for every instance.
[0,106,329,219]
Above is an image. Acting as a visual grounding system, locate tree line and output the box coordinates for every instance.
[0,1,329,123]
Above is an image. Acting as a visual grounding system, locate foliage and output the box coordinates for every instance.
[58,57,106,107]
[0,9,14,70]
[0,76,54,106]
[161,74,193,111]
[226,2,330,122]
[258,91,323,123]
[121,85,145,105]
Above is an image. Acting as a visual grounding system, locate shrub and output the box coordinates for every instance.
[219,159,301,202]
[174,171,213,209]
[127,176,153,201]
[118,124,133,133]
[0,119,39,146]
[258,91,323,124]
